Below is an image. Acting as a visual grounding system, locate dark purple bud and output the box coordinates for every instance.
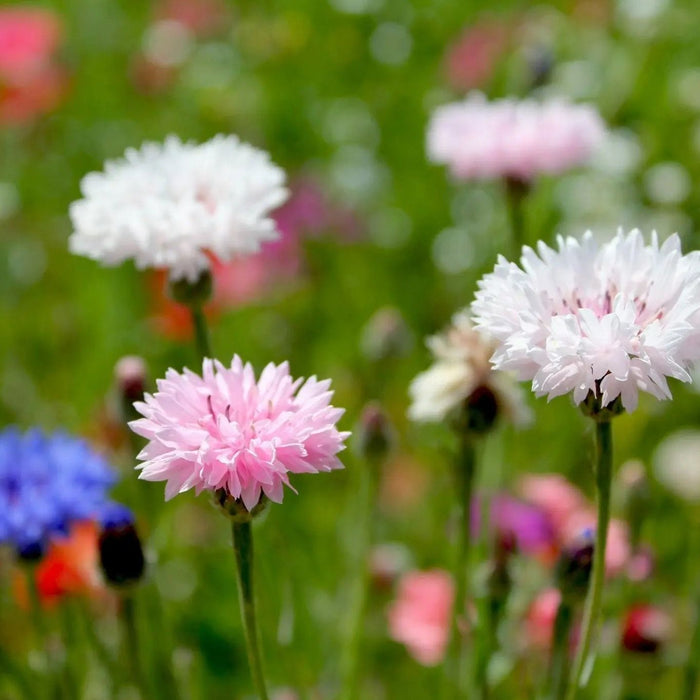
[98,504,145,587]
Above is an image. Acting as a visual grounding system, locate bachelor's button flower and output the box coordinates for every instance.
[408,311,530,429]
[0,428,116,556]
[427,93,605,183]
[471,229,700,411]
[69,135,288,283]
[130,355,350,510]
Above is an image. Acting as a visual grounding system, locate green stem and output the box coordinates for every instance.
[340,459,379,700]
[682,519,700,700]
[190,306,212,361]
[444,435,477,699]
[79,604,119,700]
[121,594,148,696]
[232,520,269,700]
[565,418,613,700]
[0,644,35,699]
[504,176,529,258]
[548,600,574,700]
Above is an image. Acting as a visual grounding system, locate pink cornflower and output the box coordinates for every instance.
[443,20,510,92]
[0,7,67,124]
[472,229,700,411]
[130,356,350,509]
[387,569,454,666]
[427,93,605,182]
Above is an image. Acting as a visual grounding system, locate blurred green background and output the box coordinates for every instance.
[3,0,700,697]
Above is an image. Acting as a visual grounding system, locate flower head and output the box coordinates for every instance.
[0,429,116,555]
[387,569,454,666]
[471,229,700,411]
[0,7,67,124]
[130,356,350,510]
[69,135,288,282]
[427,93,605,182]
[408,311,530,427]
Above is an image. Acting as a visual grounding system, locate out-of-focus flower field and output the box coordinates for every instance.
[3,0,700,698]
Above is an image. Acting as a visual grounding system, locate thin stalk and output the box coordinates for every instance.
[0,644,35,699]
[79,604,119,700]
[565,418,613,700]
[504,176,529,258]
[190,306,212,361]
[444,435,477,699]
[340,459,379,700]
[232,520,269,700]
[121,594,148,696]
[59,601,82,699]
[548,600,573,700]
[682,516,700,700]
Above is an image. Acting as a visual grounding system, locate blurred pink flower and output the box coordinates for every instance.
[519,474,587,534]
[155,0,229,36]
[387,570,454,666]
[519,473,631,577]
[130,356,350,508]
[443,20,510,91]
[427,93,605,182]
[0,7,67,124]
[524,587,561,650]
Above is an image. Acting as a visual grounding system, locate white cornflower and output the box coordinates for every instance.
[408,311,530,427]
[471,229,700,411]
[69,135,288,282]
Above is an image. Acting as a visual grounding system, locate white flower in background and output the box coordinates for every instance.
[427,93,605,182]
[69,135,288,282]
[471,229,700,411]
[408,311,531,426]
[653,430,700,502]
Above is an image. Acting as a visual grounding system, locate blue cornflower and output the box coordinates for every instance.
[0,428,117,557]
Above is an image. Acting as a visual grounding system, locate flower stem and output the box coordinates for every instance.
[340,457,379,700]
[232,519,269,700]
[565,418,613,700]
[547,599,573,700]
[445,435,476,699]
[682,517,700,700]
[121,593,148,696]
[190,306,212,360]
[504,176,529,258]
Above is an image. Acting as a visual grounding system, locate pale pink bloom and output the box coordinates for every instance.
[387,570,454,666]
[524,587,561,650]
[519,474,587,534]
[472,229,700,411]
[130,356,350,509]
[427,93,604,182]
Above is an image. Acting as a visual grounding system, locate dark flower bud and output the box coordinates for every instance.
[16,539,45,564]
[167,268,213,307]
[360,307,413,362]
[458,384,500,435]
[527,45,554,88]
[355,402,395,463]
[555,530,594,602]
[114,356,148,405]
[622,605,672,654]
[98,504,145,587]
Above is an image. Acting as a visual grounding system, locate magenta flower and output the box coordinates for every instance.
[130,356,350,509]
